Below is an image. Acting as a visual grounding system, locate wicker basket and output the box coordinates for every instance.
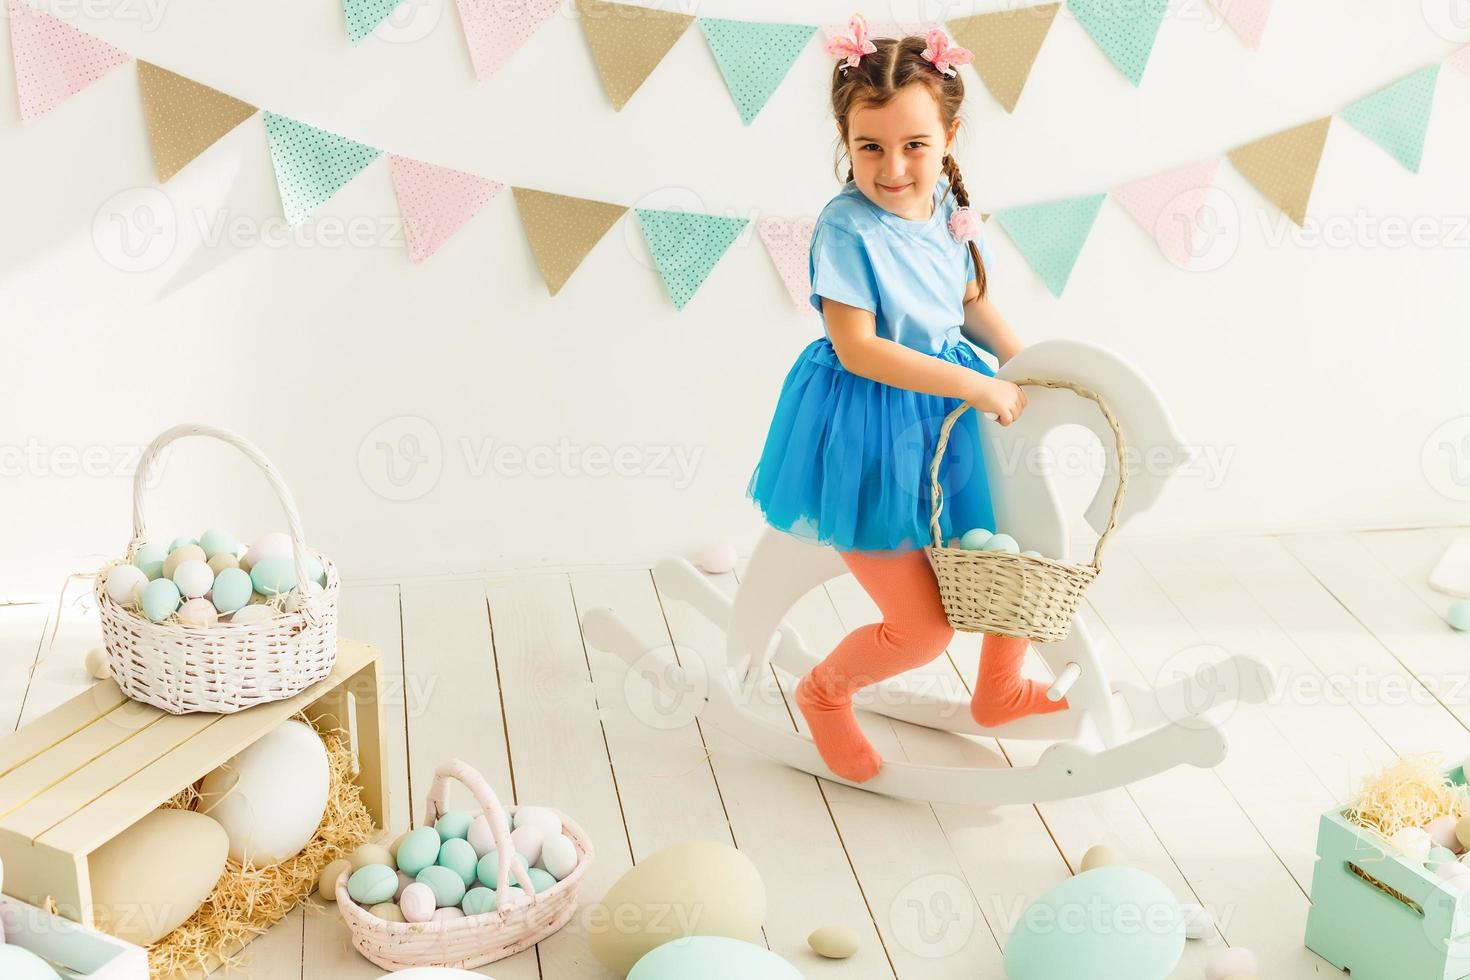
[927,378,1127,643]
[338,759,594,971]
[94,423,340,714]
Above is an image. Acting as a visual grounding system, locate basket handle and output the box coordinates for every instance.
[128,424,318,614]
[928,378,1129,573]
[424,759,538,900]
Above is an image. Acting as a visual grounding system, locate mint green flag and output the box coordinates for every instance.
[1340,64,1440,173]
[1067,0,1168,86]
[994,193,1106,298]
[634,209,749,310]
[343,0,402,43]
[263,112,382,226]
[698,18,816,125]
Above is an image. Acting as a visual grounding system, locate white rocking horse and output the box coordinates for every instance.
[582,339,1277,806]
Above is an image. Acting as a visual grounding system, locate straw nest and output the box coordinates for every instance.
[147,713,376,978]
[1343,753,1470,840]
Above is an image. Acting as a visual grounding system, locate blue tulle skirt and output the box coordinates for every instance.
[746,335,997,553]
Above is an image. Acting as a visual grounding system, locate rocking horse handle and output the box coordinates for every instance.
[928,377,1129,573]
[425,759,538,899]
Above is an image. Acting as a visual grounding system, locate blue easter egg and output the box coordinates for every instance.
[476,849,528,889]
[199,528,238,560]
[133,542,168,580]
[210,567,253,615]
[981,533,1020,553]
[395,826,441,877]
[525,867,557,893]
[168,536,199,553]
[416,865,466,908]
[250,556,297,597]
[628,936,804,980]
[960,527,993,550]
[347,864,398,905]
[438,837,479,887]
[492,885,525,910]
[462,886,496,916]
[140,578,182,622]
[435,809,473,841]
[1449,599,1470,632]
[1002,867,1184,980]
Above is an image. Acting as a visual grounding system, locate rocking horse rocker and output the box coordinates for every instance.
[582,339,1277,806]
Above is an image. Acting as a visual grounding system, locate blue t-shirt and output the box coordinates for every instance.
[807,175,995,356]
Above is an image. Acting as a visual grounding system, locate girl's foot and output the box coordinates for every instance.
[795,671,882,783]
[971,678,1069,729]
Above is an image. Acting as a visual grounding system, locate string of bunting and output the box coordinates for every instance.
[9,0,1470,305]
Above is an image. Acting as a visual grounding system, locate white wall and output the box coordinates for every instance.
[3,0,1469,600]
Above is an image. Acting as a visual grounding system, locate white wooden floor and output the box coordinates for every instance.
[6,527,1469,979]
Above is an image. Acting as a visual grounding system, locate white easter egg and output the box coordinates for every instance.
[228,603,278,626]
[84,647,109,680]
[431,907,466,923]
[540,832,579,880]
[693,542,738,574]
[400,882,437,923]
[285,580,325,613]
[513,805,563,837]
[467,814,497,858]
[199,720,329,866]
[172,559,214,600]
[1391,826,1433,864]
[510,824,545,866]
[104,564,148,606]
[0,944,62,979]
[241,532,293,571]
[90,808,227,945]
[178,598,219,627]
[1428,814,1461,852]
[1205,947,1258,980]
[1178,902,1213,940]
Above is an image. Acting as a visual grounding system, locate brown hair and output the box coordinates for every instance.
[829,34,986,299]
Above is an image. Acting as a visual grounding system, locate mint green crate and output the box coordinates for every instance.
[1306,766,1470,980]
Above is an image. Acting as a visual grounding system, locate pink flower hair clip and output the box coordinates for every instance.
[949,206,984,244]
[825,13,878,72]
[921,28,973,78]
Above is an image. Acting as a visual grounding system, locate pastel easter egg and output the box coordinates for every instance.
[199,719,329,866]
[808,926,860,959]
[90,808,228,945]
[395,826,442,876]
[305,554,327,587]
[1429,814,1462,852]
[368,902,405,922]
[388,831,410,862]
[467,814,497,857]
[959,527,993,550]
[525,867,557,894]
[1021,550,1044,559]
[513,805,562,837]
[168,536,199,553]
[1081,844,1120,871]
[981,533,1019,553]
[394,870,414,901]
[511,824,544,866]
[399,882,436,923]
[693,542,738,574]
[133,542,168,579]
[318,858,350,900]
[350,843,394,872]
[241,531,292,571]
[210,567,253,614]
[228,603,277,626]
[493,885,526,910]
[539,832,579,880]
[477,849,529,889]
[0,944,61,979]
[462,886,497,916]
[438,837,479,887]
[104,564,148,606]
[416,865,466,908]
[348,864,399,905]
[140,578,181,622]
[1449,599,1470,632]
[250,556,297,597]
[627,936,804,980]
[208,553,240,575]
[1428,845,1460,870]
[84,647,109,680]
[1179,902,1214,940]
[163,544,206,581]
[1205,947,1258,980]
[199,528,238,560]
[435,810,473,842]
[172,559,214,600]
[177,598,219,628]
[431,907,465,923]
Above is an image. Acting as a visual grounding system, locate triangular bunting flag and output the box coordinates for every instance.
[1112,158,1222,267]
[1066,0,1168,86]
[698,18,815,125]
[343,0,404,44]
[8,0,131,122]
[949,5,1059,113]
[756,215,816,310]
[633,209,748,311]
[1207,0,1272,49]
[1340,64,1439,173]
[138,62,258,182]
[1451,45,1470,76]
[993,193,1105,297]
[575,0,694,111]
[263,112,383,226]
[456,0,560,80]
[388,155,504,263]
[512,187,627,295]
[1227,117,1330,226]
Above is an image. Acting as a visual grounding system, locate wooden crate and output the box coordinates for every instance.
[1305,766,1470,980]
[0,638,387,973]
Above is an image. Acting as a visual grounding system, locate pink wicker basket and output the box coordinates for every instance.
[94,423,340,715]
[337,759,594,971]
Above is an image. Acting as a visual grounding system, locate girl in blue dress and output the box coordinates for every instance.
[746,18,1069,783]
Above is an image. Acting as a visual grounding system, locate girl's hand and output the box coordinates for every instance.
[964,376,1027,426]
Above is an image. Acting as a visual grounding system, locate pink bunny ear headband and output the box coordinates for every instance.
[823,14,974,78]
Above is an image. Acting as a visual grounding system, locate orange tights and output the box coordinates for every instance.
[794,547,1069,783]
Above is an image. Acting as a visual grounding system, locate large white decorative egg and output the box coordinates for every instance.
[89,808,228,945]
[199,719,329,866]
[0,944,61,979]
